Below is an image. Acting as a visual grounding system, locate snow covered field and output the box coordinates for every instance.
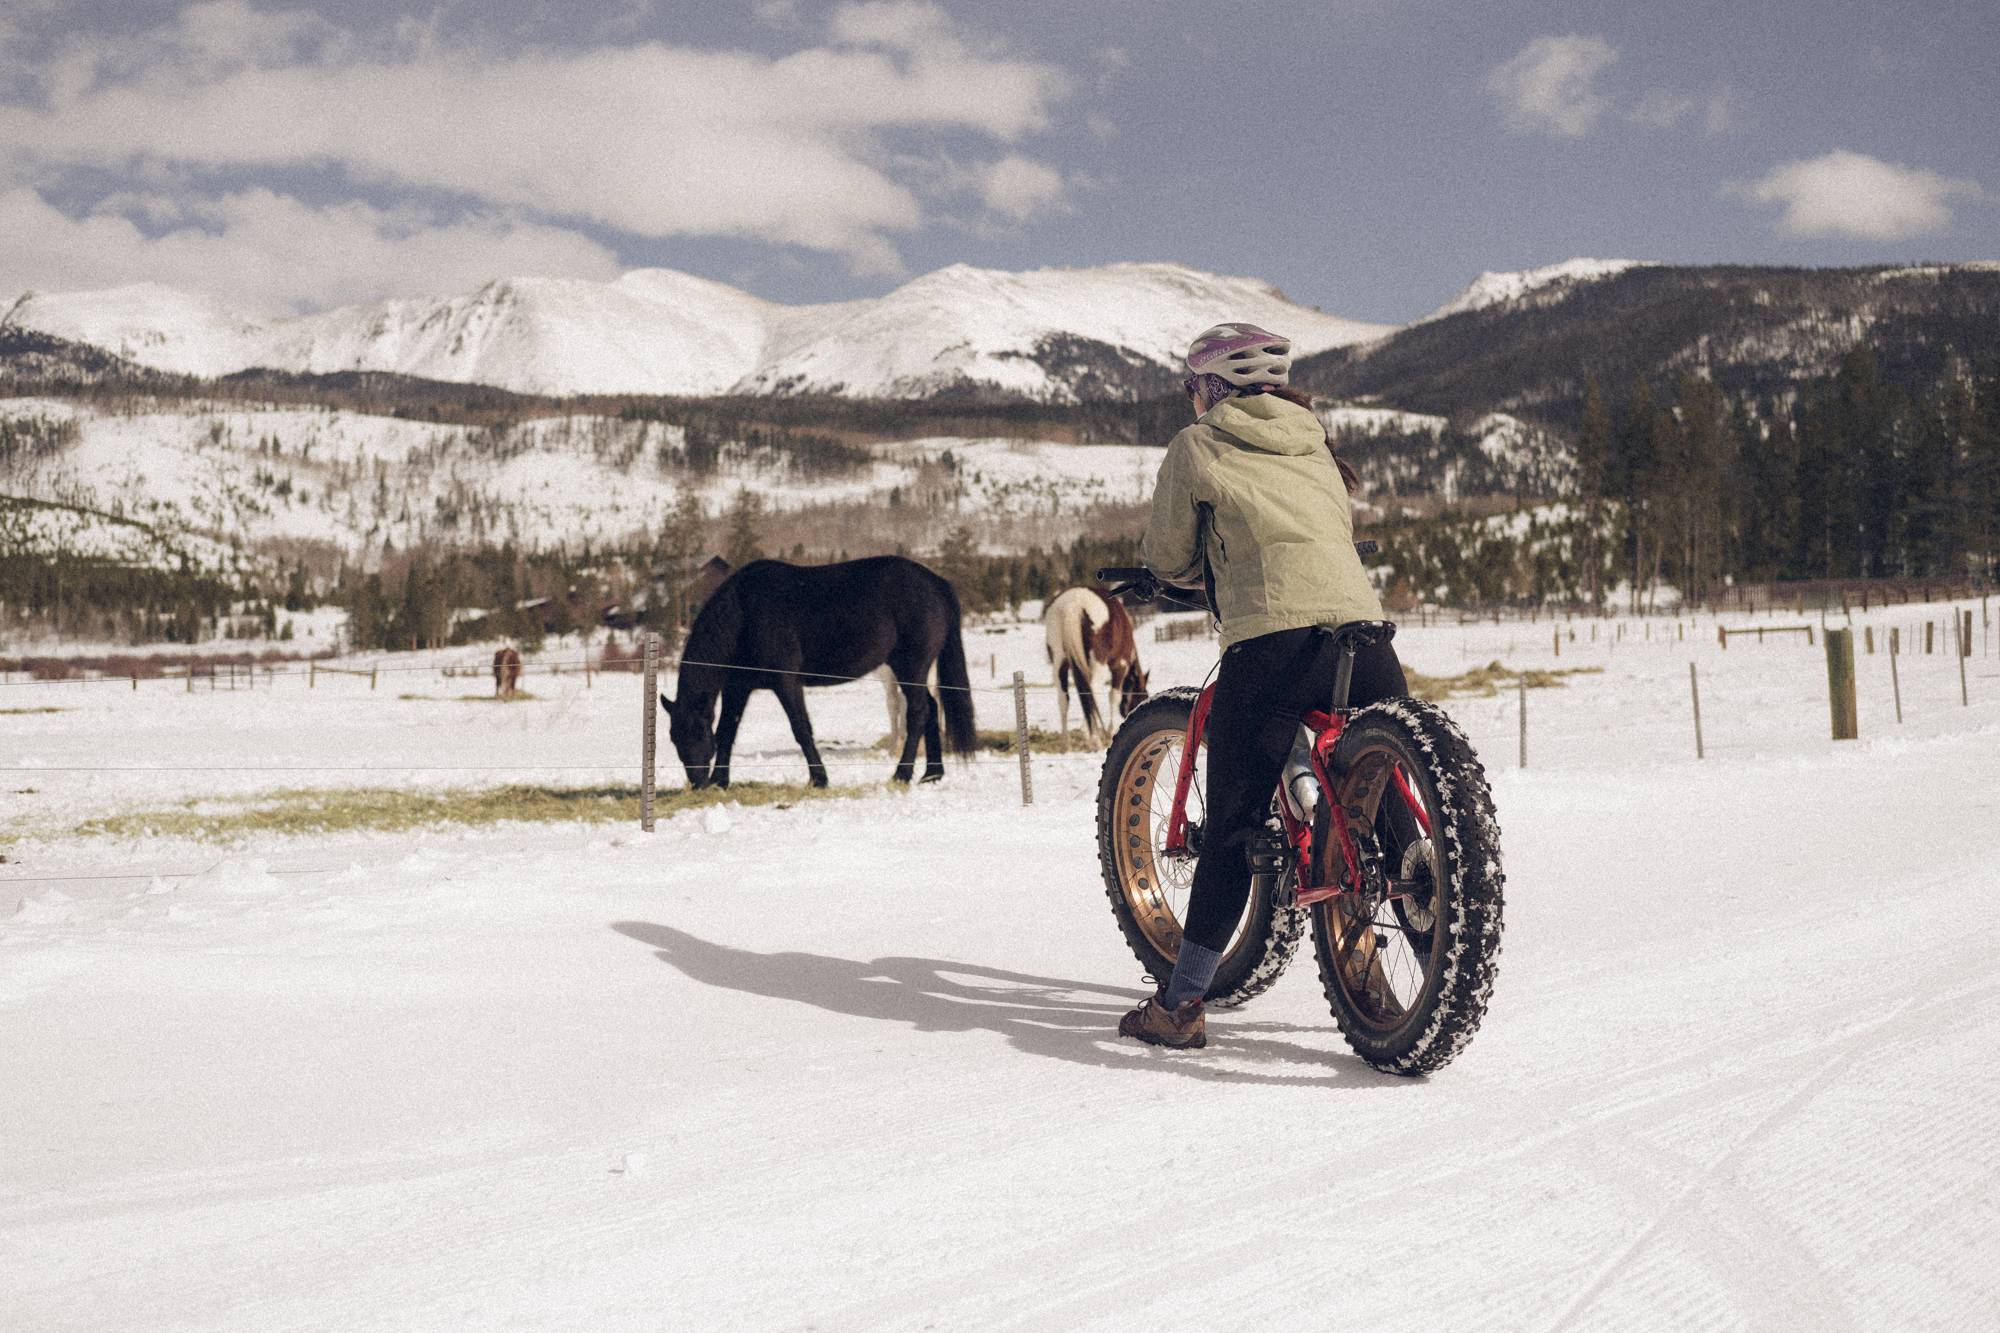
[4,605,1998,1330]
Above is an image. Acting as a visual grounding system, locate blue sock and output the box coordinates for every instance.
[1161,941,1223,1010]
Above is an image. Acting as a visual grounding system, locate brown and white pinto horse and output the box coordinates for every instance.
[1043,586,1148,746]
[492,646,523,699]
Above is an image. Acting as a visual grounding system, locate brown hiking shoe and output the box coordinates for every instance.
[1117,993,1207,1049]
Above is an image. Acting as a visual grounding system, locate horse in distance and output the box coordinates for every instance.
[492,646,523,699]
[658,556,978,789]
[1043,586,1148,746]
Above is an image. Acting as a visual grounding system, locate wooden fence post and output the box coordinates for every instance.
[1825,628,1857,740]
[309,662,317,689]
[370,666,379,690]
[1864,626,1873,654]
[1689,662,1705,760]
[641,633,658,833]
[1013,670,1033,807]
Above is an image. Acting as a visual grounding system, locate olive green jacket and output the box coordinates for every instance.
[1141,394,1384,648]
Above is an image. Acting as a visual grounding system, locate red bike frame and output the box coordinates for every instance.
[1160,683,1433,908]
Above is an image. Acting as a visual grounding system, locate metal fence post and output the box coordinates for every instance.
[1958,612,1970,707]
[641,633,659,833]
[1890,635,1903,724]
[1012,670,1033,807]
[1517,676,1527,769]
[1689,662,1704,760]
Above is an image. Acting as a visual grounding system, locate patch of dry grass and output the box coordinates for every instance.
[1405,660,1602,699]
[73,780,860,841]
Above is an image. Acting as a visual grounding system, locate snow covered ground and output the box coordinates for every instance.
[4,602,1998,1330]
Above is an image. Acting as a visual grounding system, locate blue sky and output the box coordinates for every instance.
[2,0,1994,320]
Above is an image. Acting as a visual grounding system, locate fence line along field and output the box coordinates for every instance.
[3,594,1998,1330]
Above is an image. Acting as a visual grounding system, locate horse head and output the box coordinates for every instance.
[1116,661,1150,718]
[659,691,718,788]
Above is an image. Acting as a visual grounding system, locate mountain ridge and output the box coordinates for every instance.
[4,261,1392,403]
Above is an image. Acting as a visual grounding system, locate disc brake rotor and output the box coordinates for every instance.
[1398,838,1438,933]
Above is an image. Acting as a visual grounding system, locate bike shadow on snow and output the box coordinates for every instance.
[612,921,1415,1089]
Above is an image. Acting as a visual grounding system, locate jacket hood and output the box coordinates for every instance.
[1200,394,1325,457]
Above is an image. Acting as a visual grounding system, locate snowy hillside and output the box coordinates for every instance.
[1423,259,1659,322]
[0,398,1165,563]
[3,262,1391,402]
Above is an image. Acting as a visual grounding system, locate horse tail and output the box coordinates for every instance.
[1060,595,1092,684]
[934,590,979,760]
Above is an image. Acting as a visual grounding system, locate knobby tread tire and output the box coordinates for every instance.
[1311,697,1504,1075]
[1096,687,1304,1009]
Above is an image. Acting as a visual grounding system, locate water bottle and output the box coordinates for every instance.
[1281,724,1318,819]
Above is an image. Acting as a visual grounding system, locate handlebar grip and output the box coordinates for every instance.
[1095,566,1151,583]
[1354,539,1379,557]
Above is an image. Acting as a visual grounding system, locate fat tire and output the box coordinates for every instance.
[1310,697,1504,1075]
[1096,687,1305,1009]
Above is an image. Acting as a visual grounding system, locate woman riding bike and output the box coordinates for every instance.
[1119,322,1407,1049]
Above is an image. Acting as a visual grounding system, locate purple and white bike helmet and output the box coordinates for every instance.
[1185,322,1292,391]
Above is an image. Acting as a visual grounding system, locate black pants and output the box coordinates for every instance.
[1182,627,1408,953]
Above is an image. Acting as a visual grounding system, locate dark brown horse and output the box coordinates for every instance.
[1043,586,1148,745]
[492,646,522,699]
[659,556,978,788]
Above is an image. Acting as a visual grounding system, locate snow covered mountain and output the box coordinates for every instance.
[2,262,1392,402]
[1422,259,1659,323]
[741,262,1390,398]
[2,283,272,377]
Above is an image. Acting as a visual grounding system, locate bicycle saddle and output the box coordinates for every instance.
[1329,620,1398,651]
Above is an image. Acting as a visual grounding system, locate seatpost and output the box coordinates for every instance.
[1331,641,1356,711]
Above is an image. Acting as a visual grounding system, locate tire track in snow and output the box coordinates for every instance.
[1537,989,1946,1333]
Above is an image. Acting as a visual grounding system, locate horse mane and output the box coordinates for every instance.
[679,572,745,701]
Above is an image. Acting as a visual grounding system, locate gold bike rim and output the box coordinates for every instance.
[1110,725,1194,958]
[1110,716,1259,964]
[1318,741,1444,1033]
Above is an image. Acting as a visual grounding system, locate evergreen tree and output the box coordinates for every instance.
[723,488,765,568]
[1574,376,1612,607]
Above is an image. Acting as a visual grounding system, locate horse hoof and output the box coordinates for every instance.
[920,770,944,784]
[811,776,829,789]
[890,769,913,784]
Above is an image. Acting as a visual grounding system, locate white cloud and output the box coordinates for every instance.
[970,154,1068,223]
[1487,34,1618,138]
[0,1,1072,286]
[0,186,622,313]
[826,1,957,54]
[1629,87,1737,134]
[1732,150,1985,241]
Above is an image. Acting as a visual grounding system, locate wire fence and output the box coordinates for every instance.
[0,649,1073,697]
